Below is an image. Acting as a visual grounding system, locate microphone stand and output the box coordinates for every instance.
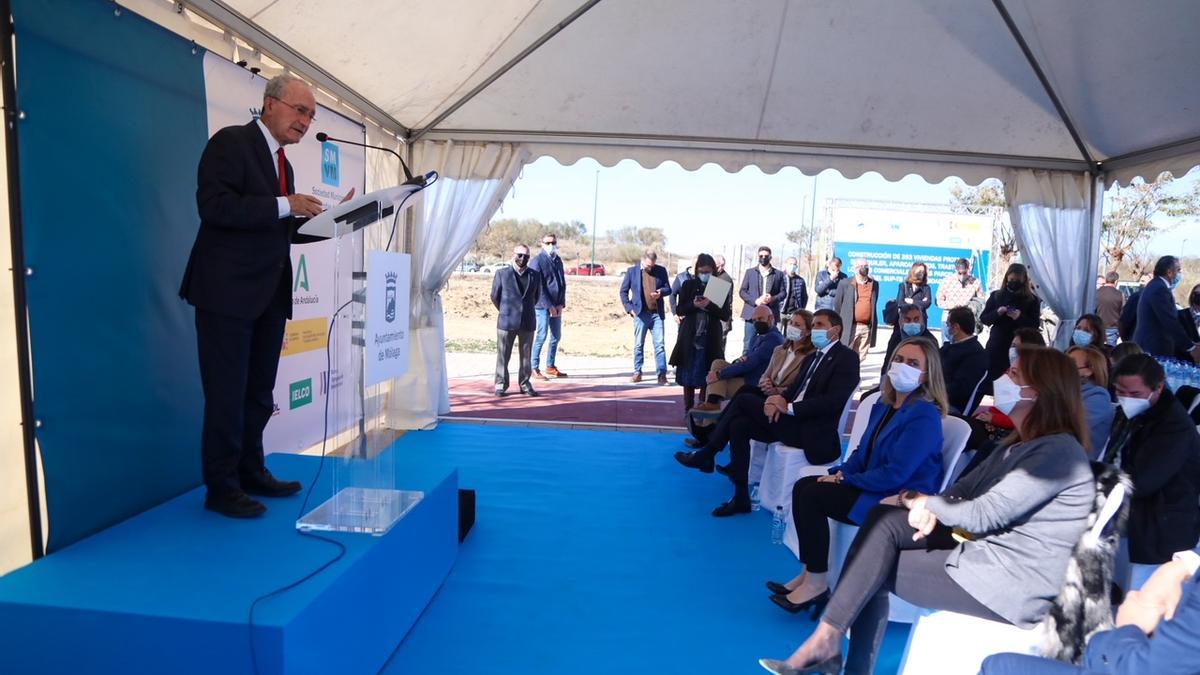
[315,132,425,187]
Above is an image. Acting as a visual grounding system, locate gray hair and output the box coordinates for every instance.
[264,74,307,100]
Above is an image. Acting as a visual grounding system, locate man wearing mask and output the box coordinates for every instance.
[738,246,786,355]
[619,250,673,384]
[714,255,734,351]
[814,257,847,311]
[835,258,879,364]
[880,305,936,374]
[1133,256,1200,363]
[529,233,568,380]
[781,256,808,333]
[935,257,985,327]
[1095,271,1125,346]
[693,305,784,413]
[1105,355,1200,565]
[940,306,989,414]
[491,245,543,397]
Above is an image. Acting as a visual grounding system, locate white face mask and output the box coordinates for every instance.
[1117,395,1152,419]
[887,361,923,393]
[992,374,1034,415]
[786,325,806,341]
[544,243,557,255]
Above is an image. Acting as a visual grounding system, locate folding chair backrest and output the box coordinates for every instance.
[939,416,972,491]
[845,391,881,461]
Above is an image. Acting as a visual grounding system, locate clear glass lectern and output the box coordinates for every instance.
[294,186,424,536]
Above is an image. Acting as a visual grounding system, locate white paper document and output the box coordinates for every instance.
[702,275,731,306]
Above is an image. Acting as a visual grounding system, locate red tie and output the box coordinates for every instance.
[276,147,288,196]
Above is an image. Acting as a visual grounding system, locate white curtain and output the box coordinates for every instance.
[387,141,529,429]
[1004,170,1105,349]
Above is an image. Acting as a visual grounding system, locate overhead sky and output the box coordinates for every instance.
[496,156,1199,260]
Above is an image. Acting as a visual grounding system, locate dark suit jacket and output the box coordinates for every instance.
[1134,277,1193,358]
[528,251,566,309]
[940,336,989,414]
[670,268,693,315]
[619,264,672,319]
[669,277,732,371]
[1180,307,1200,344]
[776,341,861,464]
[180,121,307,321]
[491,265,542,332]
[739,267,786,320]
[1119,289,1141,341]
[835,276,880,347]
[1085,569,1200,672]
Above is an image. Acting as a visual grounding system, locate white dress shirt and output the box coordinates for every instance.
[255,119,291,219]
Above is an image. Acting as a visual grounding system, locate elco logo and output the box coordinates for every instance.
[294,254,310,292]
[385,271,397,323]
[289,378,313,410]
[321,141,340,187]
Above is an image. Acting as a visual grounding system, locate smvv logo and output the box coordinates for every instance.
[321,141,340,186]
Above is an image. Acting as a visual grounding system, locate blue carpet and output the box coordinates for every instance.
[381,424,910,674]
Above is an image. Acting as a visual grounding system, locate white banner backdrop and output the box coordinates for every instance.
[203,53,366,453]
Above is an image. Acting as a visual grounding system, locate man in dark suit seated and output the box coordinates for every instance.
[674,309,860,516]
[491,245,543,397]
[1133,256,1200,363]
[940,306,990,415]
[981,550,1200,674]
[180,74,351,518]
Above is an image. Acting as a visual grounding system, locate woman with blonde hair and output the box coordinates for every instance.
[760,347,1094,675]
[765,337,948,617]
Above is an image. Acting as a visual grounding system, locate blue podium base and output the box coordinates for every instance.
[0,452,458,675]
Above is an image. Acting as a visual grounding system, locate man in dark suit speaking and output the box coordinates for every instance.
[180,75,348,518]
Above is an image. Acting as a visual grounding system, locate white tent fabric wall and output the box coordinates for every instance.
[1004,170,1105,349]
[386,141,529,429]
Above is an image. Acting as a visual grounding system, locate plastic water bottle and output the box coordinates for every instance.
[771,506,786,545]
[750,482,762,512]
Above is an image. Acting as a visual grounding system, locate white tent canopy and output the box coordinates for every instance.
[161,0,1200,185]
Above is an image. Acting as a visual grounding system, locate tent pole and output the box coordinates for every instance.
[992,0,1096,170]
[1,0,45,560]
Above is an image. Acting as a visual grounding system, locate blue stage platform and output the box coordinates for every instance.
[0,452,458,675]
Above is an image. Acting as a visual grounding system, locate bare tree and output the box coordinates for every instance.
[1101,172,1200,274]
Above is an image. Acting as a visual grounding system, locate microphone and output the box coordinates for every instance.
[314,132,425,186]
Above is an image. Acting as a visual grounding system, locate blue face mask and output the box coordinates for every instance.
[698,272,711,283]
[902,323,922,337]
[1072,329,1093,347]
[1170,274,1183,290]
[811,329,831,349]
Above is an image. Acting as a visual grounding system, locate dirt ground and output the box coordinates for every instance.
[442,271,683,358]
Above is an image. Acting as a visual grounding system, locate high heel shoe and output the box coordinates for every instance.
[769,589,830,619]
[758,654,843,674]
[766,580,792,596]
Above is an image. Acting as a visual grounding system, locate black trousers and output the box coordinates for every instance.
[825,506,1008,675]
[791,477,860,574]
[194,288,288,496]
[725,391,807,483]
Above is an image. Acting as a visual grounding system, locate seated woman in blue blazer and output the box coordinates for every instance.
[765,337,947,615]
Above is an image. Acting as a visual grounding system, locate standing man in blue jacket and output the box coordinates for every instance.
[814,257,847,311]
[981,550,1200,674]
[491,245,542,397]
[529,233,568,380]
[1133,256,1200,363]
[620,250,673,384]
[739,246,787,355]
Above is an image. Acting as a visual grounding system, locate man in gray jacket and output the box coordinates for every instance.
[491,245,542,397]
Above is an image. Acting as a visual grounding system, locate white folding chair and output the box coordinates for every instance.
[898,483,1129,674]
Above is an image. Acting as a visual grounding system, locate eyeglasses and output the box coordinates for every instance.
[269,96,316,121]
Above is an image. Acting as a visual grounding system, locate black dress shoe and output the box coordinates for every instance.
[241,470,302,498]
[715,463,732,477]
[769,589,831,618]
[495,388,507,397]
[204,491,267,518]
[711,498,752,517]
[674,450,714,473]
[521,384,540,397]
[766,580,792,596]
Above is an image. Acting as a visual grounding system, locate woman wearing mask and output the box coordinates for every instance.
[1066,345,1116,456]
[1069,314,1110,358]
[879,304,937,383]
[760,310,816,396]
[765,338,947,618]
[980,263,1042,383]
[670,254,732,412]
[760,347,1095,675]
[896,262,932,316]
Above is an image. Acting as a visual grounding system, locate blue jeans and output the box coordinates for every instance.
[980,653,1082,675]
[742,320,755,355]
[532,307,561,370]
[633,312,666,374]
